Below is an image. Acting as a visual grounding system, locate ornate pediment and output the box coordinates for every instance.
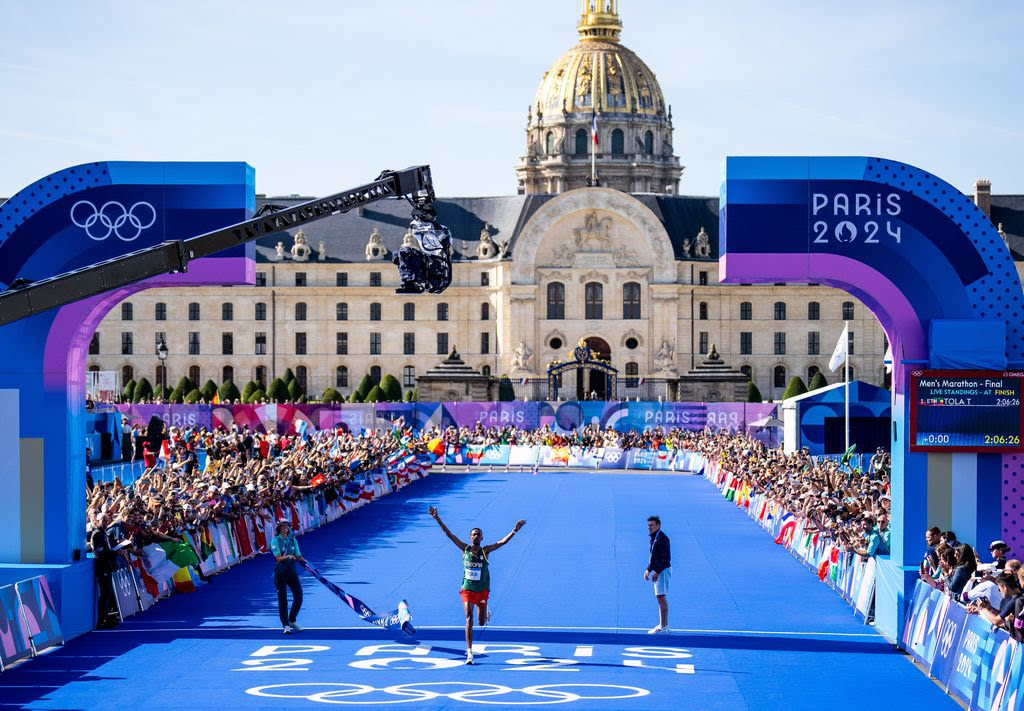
[577,270,609,284]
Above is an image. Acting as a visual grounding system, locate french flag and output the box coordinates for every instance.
[591,110,599,146]
[774,513,797,546]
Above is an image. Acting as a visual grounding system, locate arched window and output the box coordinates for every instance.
[611,128,624,156]
[773,365,786,389]
[774,301,787,320]
[336,302,348,320]
[698,302,708,320]
[370,365,382,384]
[295,302,307,321]
[121,365,133,385]
[222,365,234,385]
[121,302,133,320]
[643,130,654,155]
[625,361,639,387]
[404,303,415,321]
[739,301,752,320]
[188,302,200,321]
[740,365,752,379]
[481,365,491,377]
[155,302,167,321]
[295,366,308,392]
[546,282,565,320]
[370,303,381,321]
[846,365,856,380]
[807,365,820,382]
[255,302,267,321]
[336,365,349,388]
[623,282,641,319]
[842,301,855,320]
[545,131,555,155]
[575,128,588,155]
[481,302,490,321]
[808,301,820,320]
[403,365,416,387]
[255,366,267,388]
[585,282,603,320]
[437,303,449,321]
[189,365,201,384]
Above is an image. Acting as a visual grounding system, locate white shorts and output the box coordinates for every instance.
[653,567,671,596]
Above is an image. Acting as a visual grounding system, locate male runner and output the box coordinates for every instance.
[428,506,525,664]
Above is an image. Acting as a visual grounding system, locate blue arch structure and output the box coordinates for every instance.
[720,156,1024,641]
[0,162,254,636]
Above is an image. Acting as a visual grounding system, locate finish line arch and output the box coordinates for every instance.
[720,156,1024,641]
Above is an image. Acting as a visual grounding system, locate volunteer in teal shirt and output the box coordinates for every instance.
[271,519,305,634]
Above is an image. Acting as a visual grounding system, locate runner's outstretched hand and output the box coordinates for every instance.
[513,519,526,532]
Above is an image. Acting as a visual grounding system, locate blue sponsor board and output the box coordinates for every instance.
[477,445,511,466]
[947,613,1002,706]
[996,641,1023,711]
[651,450,674,470]
[626,449,655,470]
[599,447,626,469]
[971,629,1017,711]
[928,599,967,685]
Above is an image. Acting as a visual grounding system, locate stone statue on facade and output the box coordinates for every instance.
[694,227,711,259]
[290,230,311,261]
[365,227,388,261]
[318,240,327,260]
[274,241,286,261]
[476,225,499,260]
[680,237,692,258]
[574,212,613,252]
[511,341,533,372]
[653,339,676,373]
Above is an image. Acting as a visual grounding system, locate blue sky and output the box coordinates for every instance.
[1,1,1022,198]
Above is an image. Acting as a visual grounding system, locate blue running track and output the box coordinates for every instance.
[0,471,957,710]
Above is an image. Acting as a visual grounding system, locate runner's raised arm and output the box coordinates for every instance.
[428,506,467,550]
[484,519,526,554]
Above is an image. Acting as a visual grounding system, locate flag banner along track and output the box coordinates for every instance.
[300,561,415,636]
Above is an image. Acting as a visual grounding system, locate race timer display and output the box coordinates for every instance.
[910,370,1024,452]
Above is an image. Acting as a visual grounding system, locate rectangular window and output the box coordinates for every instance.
[255,332,267,355]
[699,331,708,356]
[403,332,415,355]
[808,331,820,355]
[437,332,449,355]
[698,271,708,286]
[188,332,200,356]
[222,333,233,355]
[121,332,133,355]
[404,303,415,321]
[481,272,490,286]
[336,332,348,355]
[740,332,752,355]
[773,332,786,356]
[370,332,382,355]
[774,302,787,320]
[739,302,752,320]
[295,332,307,355]
[403,366,416,388]
[370,272,382,287]
[255,303,267,321]
[155,332,166,352]
[336,272,348,287]
[848,330,855,355]
[481,332,490,354]
[188,303,200,321]
[255,272,267,287]
[295,272,307,287]
[89,332,100,355]
[155,302,167,321]
[222,303,233,321]
[808,302,820,320]
[437,303,449,321]
[369,303,381,321]
[121,302,133,321]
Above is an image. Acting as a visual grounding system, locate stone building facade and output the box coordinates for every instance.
[84,2,1024,402]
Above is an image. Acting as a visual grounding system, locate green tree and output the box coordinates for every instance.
[267,378,289,403]
[380,374,402,402]
[282,367,296,384]
[169,386,184,404]
[348,390,363,403]
[122,378,137,402]
[808,371,829,391]
[245,388,266,404]
[183,388,203,404]
[133,377,154,402]
[498,375,515,402]
[321,387,343,403]
[218,380,241,403]
[355,374,375,400]
[241,380,259,402]
[200,379,218,403]
[287,379,304,402]
[782,376,808,400]
[364,385,385,402]
[747,381,763,403]
[298,394,308,403]
[176,376,195,394]
[403,389,413,402]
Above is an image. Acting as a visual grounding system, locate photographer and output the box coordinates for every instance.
[89,514,120,629]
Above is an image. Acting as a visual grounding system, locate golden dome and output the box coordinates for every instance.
[533,1,665,119]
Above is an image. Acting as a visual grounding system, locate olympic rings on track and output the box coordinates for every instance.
[245,681,651,705]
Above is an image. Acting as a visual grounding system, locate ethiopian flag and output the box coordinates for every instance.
[159,539,200,569]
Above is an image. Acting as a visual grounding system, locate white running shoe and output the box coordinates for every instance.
[283,625,293,635]
[289,622,302,633]
[465,650,474,665]
[647,625,667,634]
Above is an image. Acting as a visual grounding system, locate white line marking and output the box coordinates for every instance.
[106,624,878,638]
[574,645,594,657]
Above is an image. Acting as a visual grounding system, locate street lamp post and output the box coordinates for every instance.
[156,338,168,400]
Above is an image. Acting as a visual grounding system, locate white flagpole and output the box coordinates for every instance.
[591,122,597,186]
[844,320,850,453]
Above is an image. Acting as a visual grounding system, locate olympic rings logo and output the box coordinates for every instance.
[70,200,157,242]
[246,682,650,705]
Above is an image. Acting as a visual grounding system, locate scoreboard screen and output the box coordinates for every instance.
[910,370,1024,452]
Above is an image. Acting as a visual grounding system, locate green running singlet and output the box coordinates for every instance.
[462,546,490,592]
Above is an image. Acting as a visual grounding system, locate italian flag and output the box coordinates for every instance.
[818,544,837,581]
[723,475,737,501]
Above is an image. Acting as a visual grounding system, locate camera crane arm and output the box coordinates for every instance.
[0,165,435,327]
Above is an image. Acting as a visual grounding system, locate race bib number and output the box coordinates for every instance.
[464,567,482,582]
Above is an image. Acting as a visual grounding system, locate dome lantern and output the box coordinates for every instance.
[577,0,622,43]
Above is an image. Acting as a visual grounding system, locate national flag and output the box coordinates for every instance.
[774,513,797,546]
[160,440,171,461]
[817,544,834,581]
[310,473,326,487]
[211,391,220,405]
[158,539,200,569]
[360,478,375,500]
[638,377,646,385]
[172,566,196,593]
[520,377,529,385]
[343,481,361,503]
[723,475,737,501]
[142,543,182,584]
[591,110,599,145]
[467,445,488,463]
[427,437,445,455]
[829,323,849,372]
[840,443,857,468]
[295,419,309,437]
